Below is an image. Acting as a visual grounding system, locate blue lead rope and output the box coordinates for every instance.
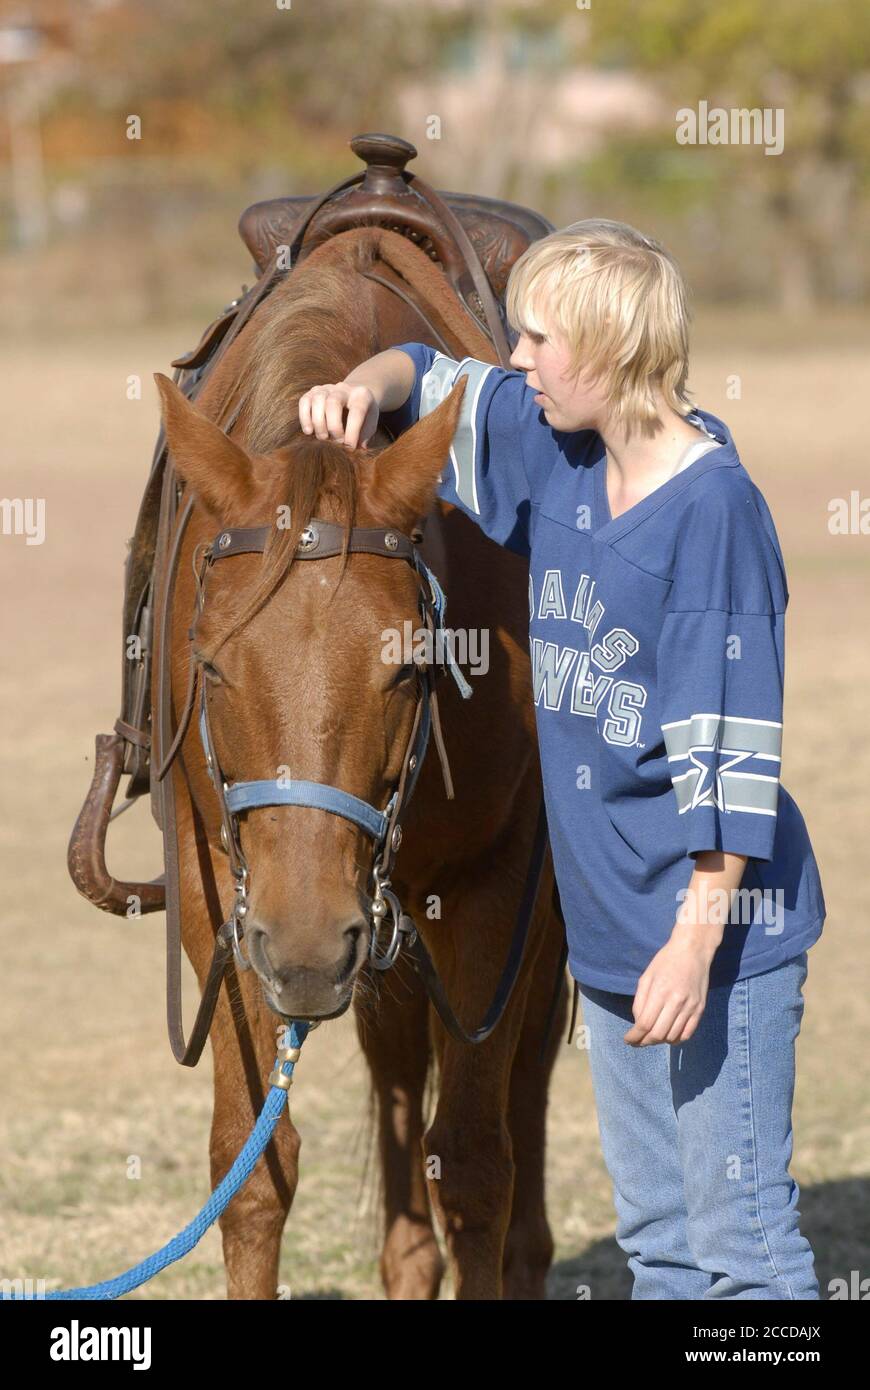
[2,1020,310,1301]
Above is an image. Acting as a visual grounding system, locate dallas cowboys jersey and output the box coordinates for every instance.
[381,342,826,993]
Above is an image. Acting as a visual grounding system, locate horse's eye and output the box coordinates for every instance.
[195,652,224,684]
[389,661,419,688]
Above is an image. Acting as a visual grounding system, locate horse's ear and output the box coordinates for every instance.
[362,375,468,528]
[153,373,259,521]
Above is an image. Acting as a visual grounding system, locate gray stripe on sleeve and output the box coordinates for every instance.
[419,353,461,415]
[419,354,496,515]
[662,714,783,760]
[671,768,780,816]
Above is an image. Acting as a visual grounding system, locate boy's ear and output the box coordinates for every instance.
[361,375,468,531]
[153,373,260,522]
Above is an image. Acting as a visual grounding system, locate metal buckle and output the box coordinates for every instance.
[231,867,252,971]
[369,864,416,971]
[369,885,404,970]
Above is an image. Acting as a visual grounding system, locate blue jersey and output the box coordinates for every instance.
[381,342,826,993]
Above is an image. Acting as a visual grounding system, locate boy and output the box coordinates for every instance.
[298,219,825,1299]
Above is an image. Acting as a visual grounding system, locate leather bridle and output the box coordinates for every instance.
[158,514,468,979]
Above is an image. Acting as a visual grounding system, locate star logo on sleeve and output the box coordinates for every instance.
[687,744,754,811]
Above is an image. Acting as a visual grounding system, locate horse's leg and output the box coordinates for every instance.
[209,970,301,1299]
[355,956,443,1299]
[502,898,567,1300]
[422,858,551,1300]
[178,798,301,1300]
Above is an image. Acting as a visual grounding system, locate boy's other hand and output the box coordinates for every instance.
[624,936,712,1047]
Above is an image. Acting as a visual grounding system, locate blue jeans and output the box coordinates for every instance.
[577,950,818,1299]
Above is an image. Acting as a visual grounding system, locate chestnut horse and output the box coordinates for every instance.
[152,226,567,1299]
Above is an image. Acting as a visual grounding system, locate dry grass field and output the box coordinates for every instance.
[1,315,868,1299]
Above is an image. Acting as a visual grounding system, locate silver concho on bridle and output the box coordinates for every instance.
[230,863,251,971]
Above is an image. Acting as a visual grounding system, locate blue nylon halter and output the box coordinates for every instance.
[199,696,402,841]
[197,553,463,840]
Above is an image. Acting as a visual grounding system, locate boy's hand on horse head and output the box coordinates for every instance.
[298,382,379,452]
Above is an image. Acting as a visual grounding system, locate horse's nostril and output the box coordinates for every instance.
[248,927,282,986]
[337,920,368,983]
[245,916,368,990]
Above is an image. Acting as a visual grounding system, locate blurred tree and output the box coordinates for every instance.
[5,0,867,312]
[73,0,468,170]
[587,0,870,313]
[0,1,378,181]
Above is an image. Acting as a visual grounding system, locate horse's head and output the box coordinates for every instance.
[154,367,467,1021]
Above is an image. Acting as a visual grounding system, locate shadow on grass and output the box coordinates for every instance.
[546,1177,870,1300]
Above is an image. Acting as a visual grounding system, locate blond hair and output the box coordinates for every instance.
[505,219,696,437]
